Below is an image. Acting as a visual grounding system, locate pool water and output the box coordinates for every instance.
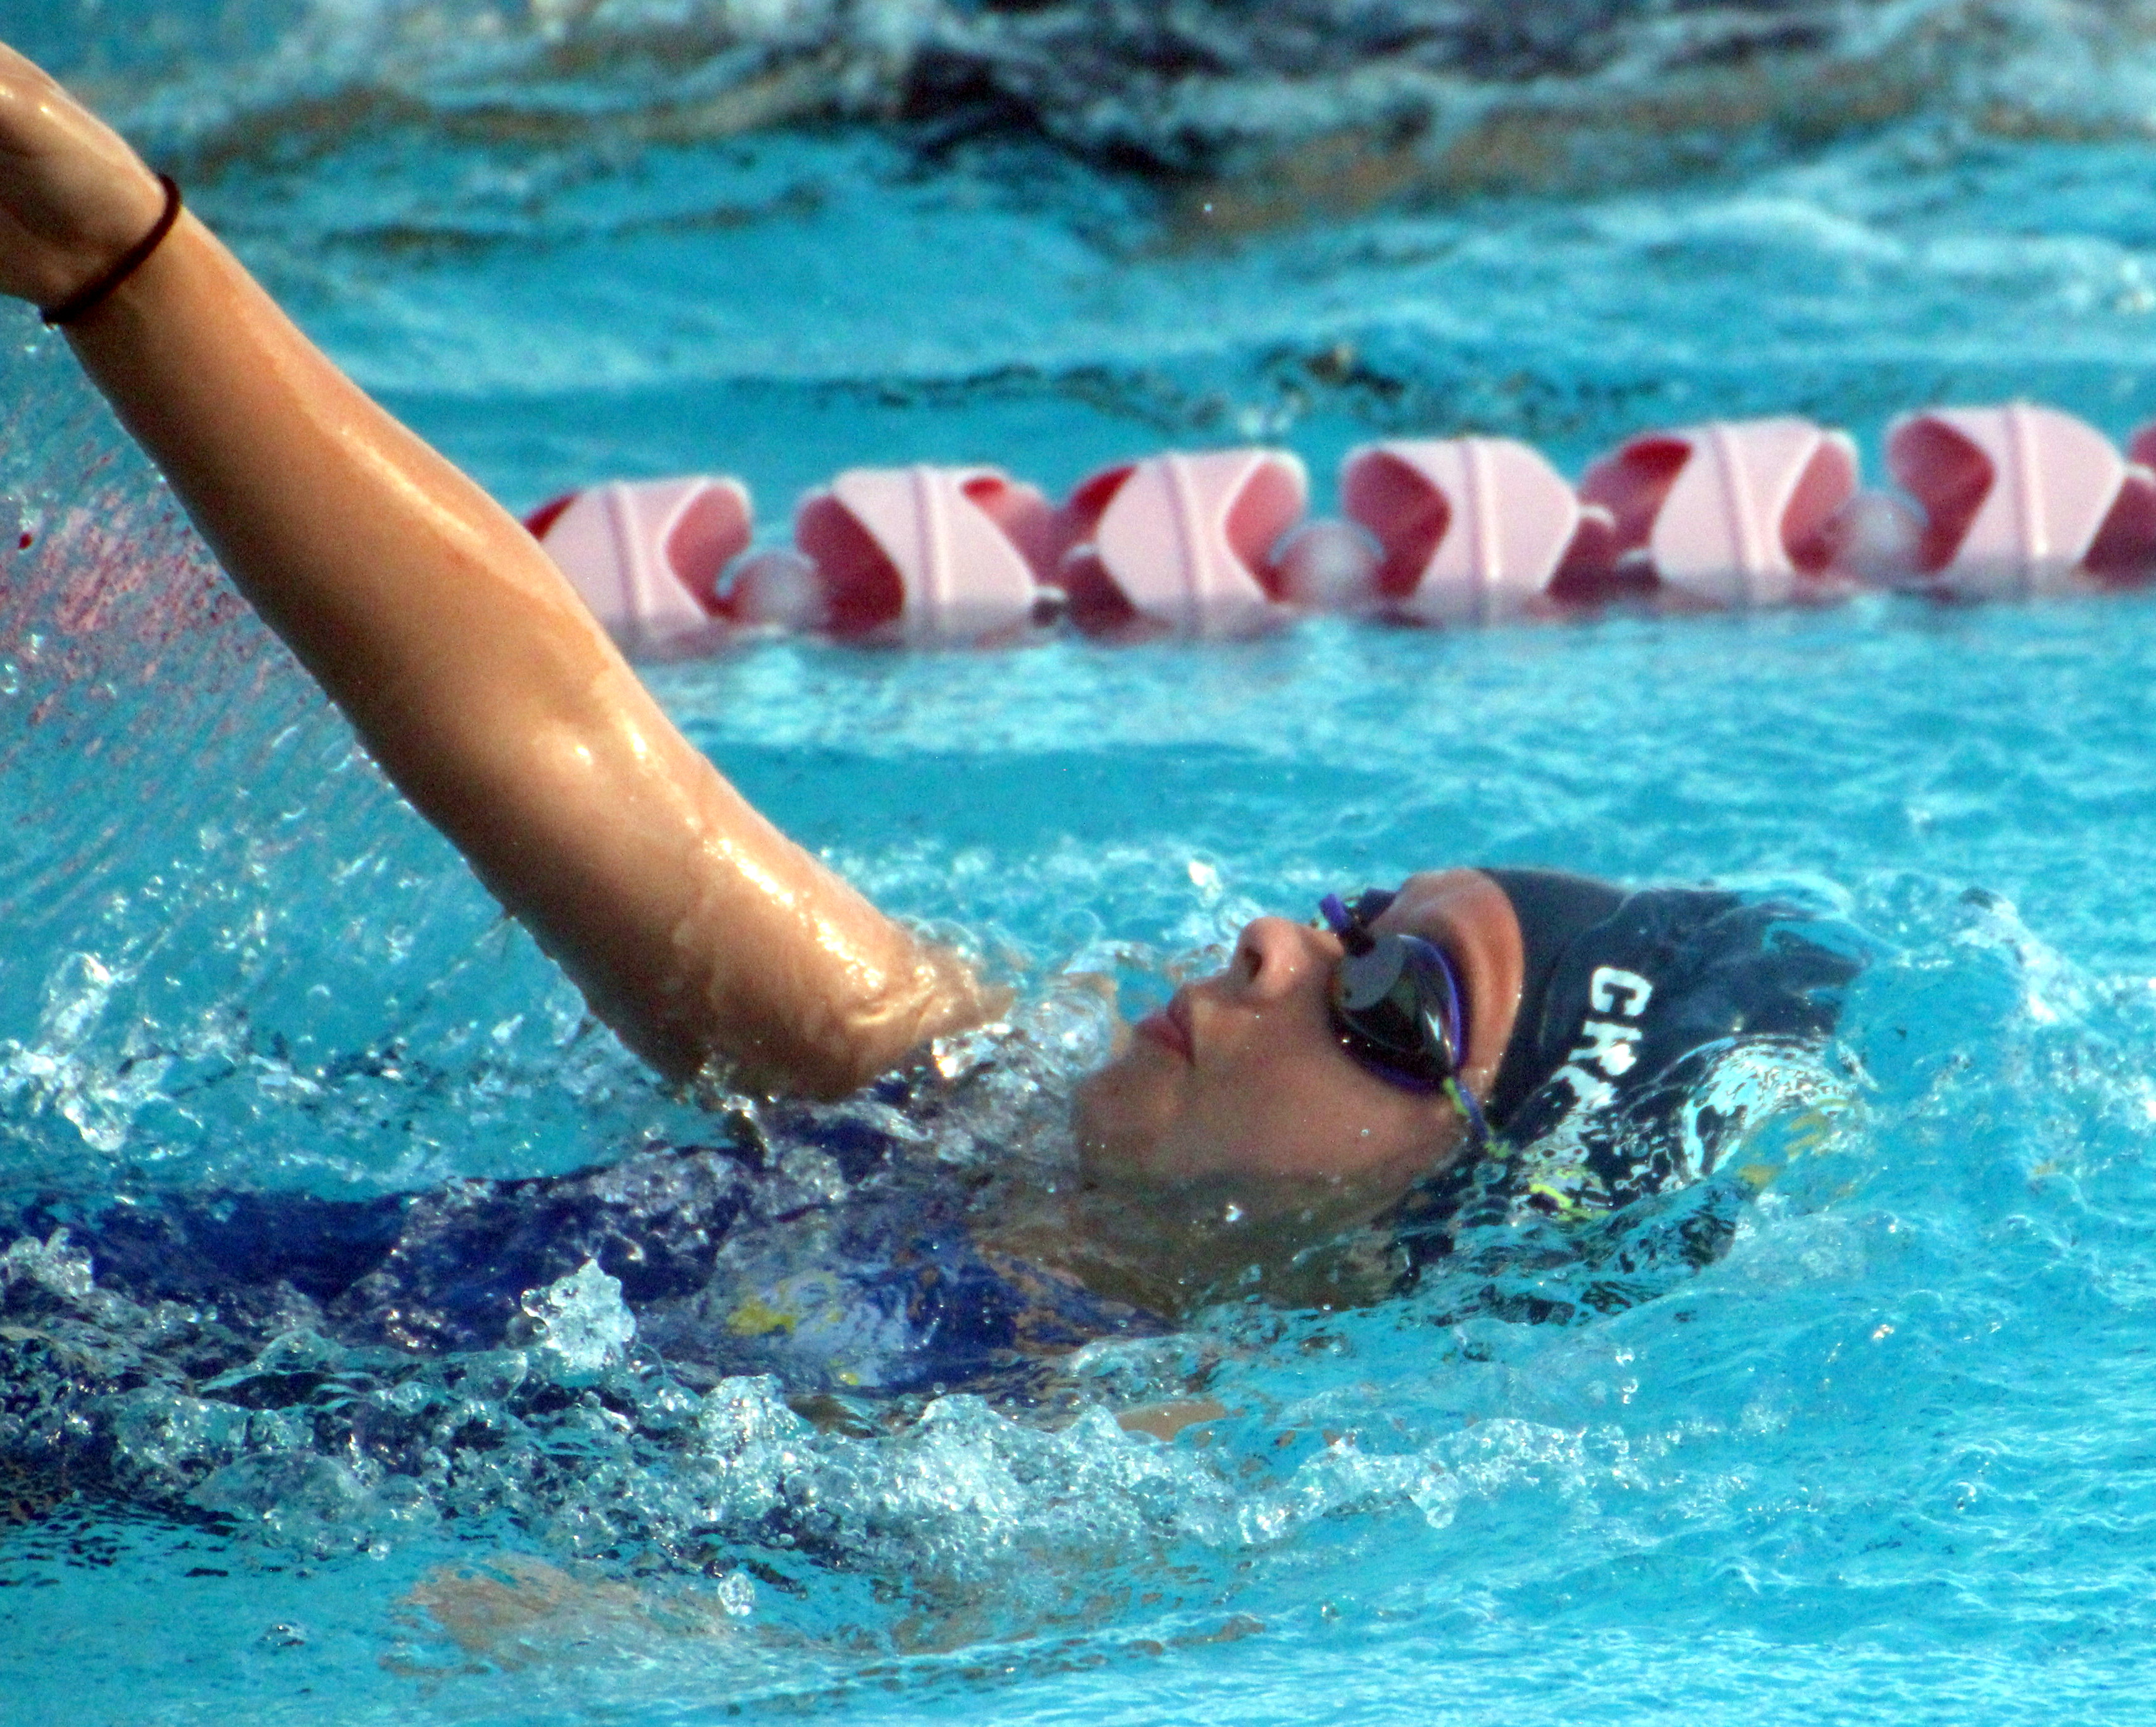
[9,1,2156,1721]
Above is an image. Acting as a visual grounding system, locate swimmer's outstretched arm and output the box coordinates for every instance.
[0,45,998,1097]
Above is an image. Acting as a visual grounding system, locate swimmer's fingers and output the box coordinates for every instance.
[0,42,166,310]
[399,1556,651,1666]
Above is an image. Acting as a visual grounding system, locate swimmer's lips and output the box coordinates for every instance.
[1135,991,1195,1063]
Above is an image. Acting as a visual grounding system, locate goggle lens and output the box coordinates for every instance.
[1318,892,1470,1098]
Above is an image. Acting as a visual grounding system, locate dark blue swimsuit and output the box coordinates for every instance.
[16,1086,1160,1401]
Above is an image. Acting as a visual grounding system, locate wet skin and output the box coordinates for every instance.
[1069,868,1526,1289]
[0,45,1517,1315]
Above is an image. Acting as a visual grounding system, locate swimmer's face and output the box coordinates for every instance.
[1071,914,1469,1233]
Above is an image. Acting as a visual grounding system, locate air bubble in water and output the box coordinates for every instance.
[520,1257,636,1381]
[0,1228,96,1303]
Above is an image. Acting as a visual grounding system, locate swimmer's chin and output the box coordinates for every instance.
[1046,1132,1406,1314]
[1039,1176,1402,1317]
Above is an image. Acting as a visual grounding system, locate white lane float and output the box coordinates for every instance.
[1573,416,1859,608]
[524,403,2156,653]
[736,464,1057,647]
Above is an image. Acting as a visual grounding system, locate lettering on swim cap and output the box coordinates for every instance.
[1588,966,1655,1016]
[1547,1062,1618,1113]
[1555,965,1659,1105]
[1571,1017,1642,1076]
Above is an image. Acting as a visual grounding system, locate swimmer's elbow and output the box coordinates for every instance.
[569,975,957,1103]
[780,975,1009,1101]
[710,1019,946,1104]
[680,946,1008,1103]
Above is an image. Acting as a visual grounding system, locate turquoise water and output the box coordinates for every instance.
[10,2,2156,1721]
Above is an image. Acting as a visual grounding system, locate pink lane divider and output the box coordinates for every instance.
[1883,404,2156,596]
[1335,436,1592,624]
[1055,448,1307,638]
[1574,416,1857,608]
[524,477,752,656]
[732,465,1055,647]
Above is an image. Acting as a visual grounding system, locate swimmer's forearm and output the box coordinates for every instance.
[56,216,988,1093]
[67,216,600,776]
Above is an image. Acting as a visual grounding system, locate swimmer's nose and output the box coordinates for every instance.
[1228,916,1320,1001]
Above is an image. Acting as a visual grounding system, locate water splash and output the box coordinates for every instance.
[517,1257,637,1380]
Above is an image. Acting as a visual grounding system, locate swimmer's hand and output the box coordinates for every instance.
[0,38,997,1099]
[0,45,166,312]
[1115,1396,1229,1442]
[393,1555,747,1673]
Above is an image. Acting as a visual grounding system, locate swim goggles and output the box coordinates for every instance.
[1318,891,1490,1144]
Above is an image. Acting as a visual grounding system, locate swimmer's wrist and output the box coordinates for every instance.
[0,45,175,310]
[38,171,181,326]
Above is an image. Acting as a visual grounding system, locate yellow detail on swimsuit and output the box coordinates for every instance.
[726,1295,799,1337]
[1781,1103,1841,1157]
[726,1273,852,1339]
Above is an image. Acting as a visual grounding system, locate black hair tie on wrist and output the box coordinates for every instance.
[39,174,184,328]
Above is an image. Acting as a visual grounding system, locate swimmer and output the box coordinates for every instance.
[0,46,1866,1368]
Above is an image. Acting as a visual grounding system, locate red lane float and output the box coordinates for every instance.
[1885,405,2156,598]
[524,403,2156,653]
[1055,448,1306,638]
[1337,437,1593,623]
[523,477,751,656]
